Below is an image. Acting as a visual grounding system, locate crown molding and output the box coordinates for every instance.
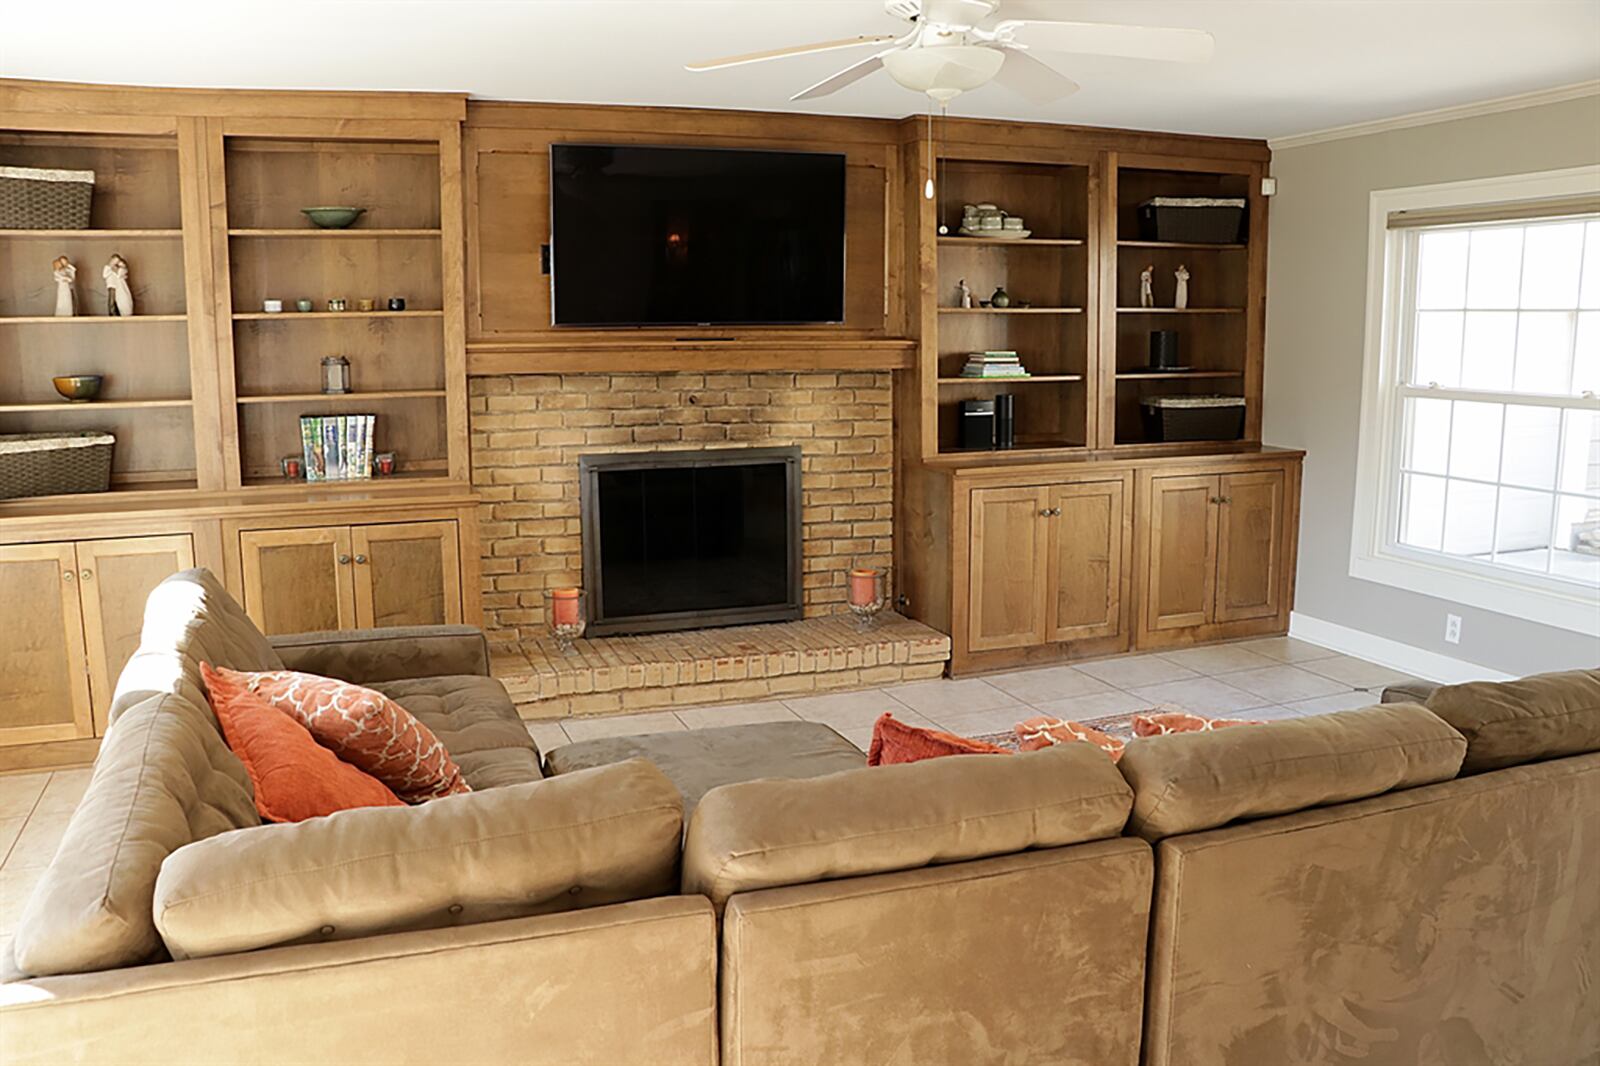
[1268,80,1600,151]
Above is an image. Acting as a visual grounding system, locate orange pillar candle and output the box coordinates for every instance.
[550,588,581,626]
[848,568,880,608]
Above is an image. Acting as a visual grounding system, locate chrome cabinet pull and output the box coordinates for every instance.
[337,554,352,564]
[354,554,367,564]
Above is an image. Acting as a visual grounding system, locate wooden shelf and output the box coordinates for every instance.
[1116,371,1245,380]
[0,399,192,412]
[228,229,442,238]
[938,307,1083,314]
[0,229,182,239]
[1116,308,1243,314]
[236,390,446,405]
[938,236,1085,247]
[1117,240,1246,250]
[939,375,1084,385]
[232,310,443,321]
[239,469,452,490]
[0,314,185,325]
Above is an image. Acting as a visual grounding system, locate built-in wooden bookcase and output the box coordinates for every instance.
[0,128,199,492]
[221,135,455,486]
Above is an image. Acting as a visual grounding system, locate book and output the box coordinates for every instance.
[299,416,322,481]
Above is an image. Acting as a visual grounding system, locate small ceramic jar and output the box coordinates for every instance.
[327,298,348,313]
[262,299,284,313]
[295,298,314,313]
[357,298,375,312]
[387,297,406,311]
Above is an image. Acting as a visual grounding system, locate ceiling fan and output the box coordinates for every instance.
[685,0,1214,105]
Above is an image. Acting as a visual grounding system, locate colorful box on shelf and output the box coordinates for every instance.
[298,414,376,482]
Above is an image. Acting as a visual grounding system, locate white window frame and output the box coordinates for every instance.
[1351,164,1600,636]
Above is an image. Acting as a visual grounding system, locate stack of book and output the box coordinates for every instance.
[299,414,377,482]
[959,351,1030,378]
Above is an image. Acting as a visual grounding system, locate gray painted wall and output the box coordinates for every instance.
[1264,95,1600,675]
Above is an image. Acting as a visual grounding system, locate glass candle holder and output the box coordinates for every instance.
[845,566,888,631]
[544,587,586,654]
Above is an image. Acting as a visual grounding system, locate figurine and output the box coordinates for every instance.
[1174,264,1190,310]
[957,278,973,309]
[1139,265,1154,308]
[52,255,76,317]
[990,286,1011,308]
[103,254,133,317]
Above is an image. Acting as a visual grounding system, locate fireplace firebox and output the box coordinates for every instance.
[578,446,802,635]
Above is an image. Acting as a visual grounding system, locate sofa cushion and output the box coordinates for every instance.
[1424,669,1600,773]
[1118,703,1467,841]
[269,625,491,684]
[108,568,283,727]
[152,758,683,960]
[11,693,260,977]
[681,741,1132,909]
[372,675,542,790]
[545,720,863,816]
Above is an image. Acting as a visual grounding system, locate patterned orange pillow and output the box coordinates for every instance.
[203,667,405,822]
[1132,710,1263,737]
[1014,715,1127,762]
[868,712,1010,766]
[202,663,469,803]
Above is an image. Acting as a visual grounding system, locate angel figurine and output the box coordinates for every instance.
[957,277,973,309]
[103,253,133,317]
[1139,265,1154,308]
[52,255,77,317]
[1174,264,1190,310]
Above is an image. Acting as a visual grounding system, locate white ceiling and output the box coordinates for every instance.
[4,1,1598,140]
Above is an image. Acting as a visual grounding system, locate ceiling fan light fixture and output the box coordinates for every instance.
[881,45,1005,100]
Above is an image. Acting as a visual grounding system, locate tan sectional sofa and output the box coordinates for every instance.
[1,567,1595,1065]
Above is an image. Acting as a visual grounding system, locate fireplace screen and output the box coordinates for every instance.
[579,446,802,635]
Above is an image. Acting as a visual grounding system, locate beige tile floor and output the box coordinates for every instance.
[0,636,1415,958]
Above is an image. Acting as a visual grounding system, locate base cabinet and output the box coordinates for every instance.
[239,520,463,636]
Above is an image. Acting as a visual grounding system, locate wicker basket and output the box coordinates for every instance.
[0,432,115,499]
[1140,395,1246,442]
[1137,197,1247,244]
[0,166,95,229]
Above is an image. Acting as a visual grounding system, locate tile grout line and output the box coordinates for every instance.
[2,771,54,872]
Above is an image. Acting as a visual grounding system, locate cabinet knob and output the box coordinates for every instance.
[1051,507,1062,517]
[354,554,367,564]
[337,554,351,565]
[80,569,93,581]
[62,570,75,582]
[1039,508,1051,517]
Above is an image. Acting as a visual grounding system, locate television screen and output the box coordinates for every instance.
[550,144,846,327]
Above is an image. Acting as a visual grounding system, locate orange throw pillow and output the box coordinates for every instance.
[868,712,1010,766]
[202,664,469,803]
[1132,711,1262,737]
[203,667,404,822]
[1014,715,1127,762]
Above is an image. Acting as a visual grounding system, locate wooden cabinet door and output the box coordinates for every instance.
[239,526,356,635]
[967,487,1049,652]
[76,534,195,733]
[1045,479,1127,643]
[351,521,462,629]
[1145,475,1220,632]
[0,543,94,747]
[1215,470,1287,623]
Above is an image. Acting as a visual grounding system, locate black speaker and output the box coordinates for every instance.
[961,399,995,449]
[1149,329,1181,369]
[994,394,1015,449]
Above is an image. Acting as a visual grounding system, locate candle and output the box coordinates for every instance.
[848,568,880,608]
[550,588,581,626]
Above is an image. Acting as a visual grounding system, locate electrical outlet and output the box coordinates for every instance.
[1445,614,1462,645]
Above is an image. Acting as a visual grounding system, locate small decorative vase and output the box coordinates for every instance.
[990,286,1011,308]
[846,566,889,631]
[545,587,587,654]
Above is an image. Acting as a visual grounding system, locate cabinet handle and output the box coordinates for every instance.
[354,554,368,564]
[1051,507,1062,516]
[1221,495,1233,504]
[62,570,75,582]
[338,554,351,564]
[80,569,93,581]
[1038,508,1052,517]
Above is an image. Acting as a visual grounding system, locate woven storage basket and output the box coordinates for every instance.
[0,432,115,499]
[0,166,95,229]
[1140,395,1245,442]
[1137,197,1247,244]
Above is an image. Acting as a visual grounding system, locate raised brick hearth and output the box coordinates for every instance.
[492,611,950,719]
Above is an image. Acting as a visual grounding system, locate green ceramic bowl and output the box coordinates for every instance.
[301,206,366,229]
[52,375,103,402]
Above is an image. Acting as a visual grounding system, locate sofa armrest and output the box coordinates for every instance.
[268,625,490,683]
[1381,679,1439,704]
[1,896,717,1066]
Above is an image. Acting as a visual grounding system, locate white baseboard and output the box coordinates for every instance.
[1288,612,1515,684]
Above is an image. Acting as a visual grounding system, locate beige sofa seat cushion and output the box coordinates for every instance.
[11,693,260,978]
[682,742,1132,909]
[109,568,283,726]
[1425,668,1600,774]
[153,758,683,960]
[1119,703,1467,841]
[369,675,541,790]
[270,625,491,684]
[545,721,865,817]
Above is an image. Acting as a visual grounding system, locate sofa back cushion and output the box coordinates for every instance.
[681,742,1132,910]
[152,758,683,960]
[109,568,283,726]
[1425,668,1600,774]
[11,693,260,977]
[1118,703,1466,841]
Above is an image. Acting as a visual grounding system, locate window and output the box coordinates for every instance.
[1352,166,1600,635]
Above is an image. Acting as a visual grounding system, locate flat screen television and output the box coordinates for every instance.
[549,143,846,327]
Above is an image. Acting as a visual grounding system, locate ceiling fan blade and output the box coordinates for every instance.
[994,50,1079,104]
[997,20,1214,63]
[791,51,891,101]
[685,35,897,72]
